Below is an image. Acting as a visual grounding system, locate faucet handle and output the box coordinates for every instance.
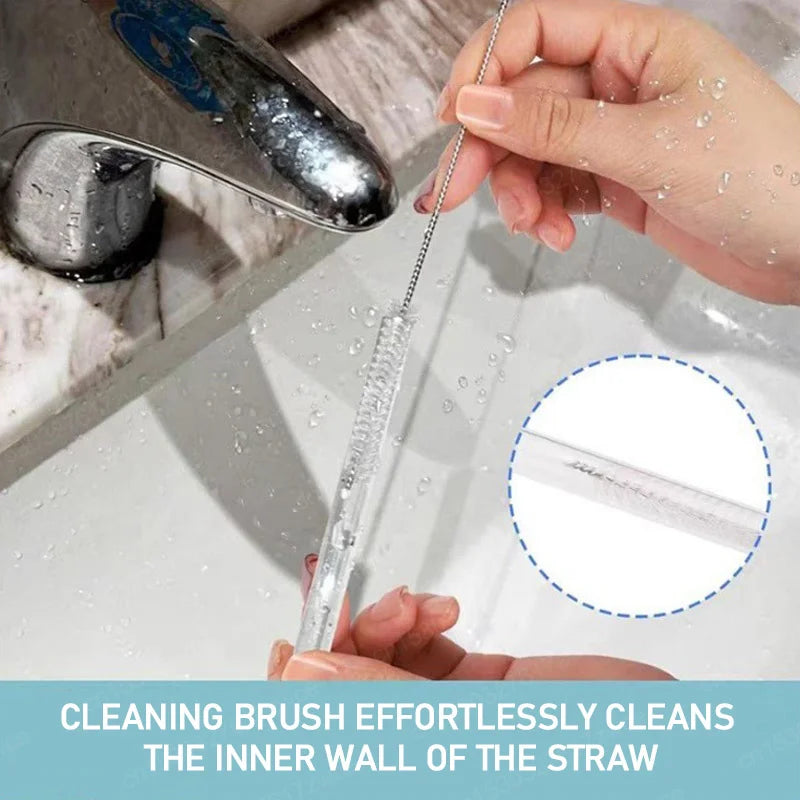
[0,0,397,280]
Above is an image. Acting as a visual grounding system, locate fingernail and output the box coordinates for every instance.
[268,639,293,680]
[283,652,341,681]
[301,554,318,596]
[537,223,567,253]
[496,191,524,235]
[456,85,513,131]
[414,171,435,213]
[369,586,409,623]
[435,85,451,120]
[422,595,457,615]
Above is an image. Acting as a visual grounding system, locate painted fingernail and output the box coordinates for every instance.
[537,223,567,253]
[456,85,513,131]
[435,85,452,120]
[268,639,293,680]
[496,191,524,235]
[414,171,436,213]
[369,585,409,623]
[283,652,341,681]
[301,554,318,596]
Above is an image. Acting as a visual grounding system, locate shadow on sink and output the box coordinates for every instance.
[148,323,328,583]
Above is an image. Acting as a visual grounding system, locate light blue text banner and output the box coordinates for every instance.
[1,681,798,798]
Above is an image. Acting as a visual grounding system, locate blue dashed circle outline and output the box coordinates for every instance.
[507,354,772,620]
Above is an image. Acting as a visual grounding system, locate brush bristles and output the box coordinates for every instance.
[342,312,415,488]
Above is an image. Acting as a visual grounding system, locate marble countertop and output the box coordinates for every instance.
[0,0,495,463]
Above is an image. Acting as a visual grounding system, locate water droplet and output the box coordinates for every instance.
[740,208,752,220]
[458,376,468,389]
[774,164,784,177]
[792,172,800,186]
[349,337,364,356]
[577,157,589,168]
[483,285,495,297]
[308,409,325,429]
[696,110,713,128]
[42,544,55,561]
[767,248,778,265]
[362,306,378,328]
[720,233,730,248]
[654,126,671,140]
[307,354,321,367]
[710,77,727,100]
[602,196,614,209]
[477,389,488,405]
[697,77,707,93]
[705,136,717,150]
[717,171,732,194]
[417,477,431,495]
[442,398,455,414]
[657,184,670,201]
[313,109,323,118]
[488,353,499,367]
[348,305,358,319]
[233,430,248,454]
[231,384,242,395]
[596,99,607,117]
[392,435,404,448]
[12,550,23,561]
[496,333,516,354]
[665,137,680,151]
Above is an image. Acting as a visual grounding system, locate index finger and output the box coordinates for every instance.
[439,0,651,121]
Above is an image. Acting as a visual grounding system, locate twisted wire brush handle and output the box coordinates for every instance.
[401,0,511,312]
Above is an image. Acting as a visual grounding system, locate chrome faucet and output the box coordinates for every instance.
[0,0,398,282]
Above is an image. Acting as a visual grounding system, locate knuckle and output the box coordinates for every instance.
[528,90,583,157]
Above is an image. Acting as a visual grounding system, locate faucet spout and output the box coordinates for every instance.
[0,0,398,282]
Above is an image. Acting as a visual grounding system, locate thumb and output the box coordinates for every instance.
[282,651,424,681]
[455,84,647,188]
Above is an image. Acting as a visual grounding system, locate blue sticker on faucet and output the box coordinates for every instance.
[99,0,231,112]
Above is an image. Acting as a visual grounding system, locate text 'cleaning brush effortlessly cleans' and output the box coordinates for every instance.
[295,0,512,654]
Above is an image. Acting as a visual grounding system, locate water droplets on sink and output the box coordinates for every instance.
[496,333,516,354]
[362,306,378,328]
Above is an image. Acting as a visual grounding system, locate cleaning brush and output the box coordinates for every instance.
[295,0,512,654]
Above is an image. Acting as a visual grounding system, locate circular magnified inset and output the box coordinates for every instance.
[508,355,771,618]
